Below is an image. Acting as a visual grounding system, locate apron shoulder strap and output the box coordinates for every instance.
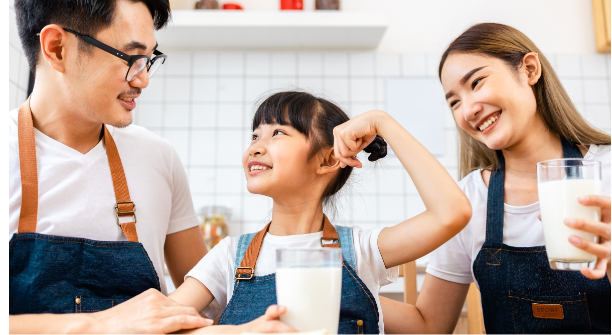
[234,215,341,280]
[104,126,139,242]
[560,137,584,159]
[335,225,357,269]
[17,101,39,234]
[483,137,585,246]
[234,232,257,269]
[484,150,505,245]
[16,98,139,242]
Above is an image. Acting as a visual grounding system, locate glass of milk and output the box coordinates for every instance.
[537,158,602,270]
[276,248,342,333]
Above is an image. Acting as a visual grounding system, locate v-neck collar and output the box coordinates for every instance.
[33,126,111,166]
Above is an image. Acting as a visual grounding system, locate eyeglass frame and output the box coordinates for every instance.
[62,28,167,82]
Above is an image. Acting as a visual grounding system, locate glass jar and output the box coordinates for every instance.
[200,206,231,250]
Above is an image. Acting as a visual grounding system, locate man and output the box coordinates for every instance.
[9,0,210,332]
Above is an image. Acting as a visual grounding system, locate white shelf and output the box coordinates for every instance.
[156,10,388,49]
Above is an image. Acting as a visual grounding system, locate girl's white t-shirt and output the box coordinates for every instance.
[187,226,398,334]
[427,144,611,287]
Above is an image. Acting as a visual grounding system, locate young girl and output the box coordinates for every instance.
[169,91,472,333]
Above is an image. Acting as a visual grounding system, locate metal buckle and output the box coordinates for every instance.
[115,201,137,227]
[320,237,340,247]
[234,267,254,280]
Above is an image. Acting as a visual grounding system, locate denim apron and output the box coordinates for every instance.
[9,100,161,314]
[217,216,380,334]
[473,137,611,333]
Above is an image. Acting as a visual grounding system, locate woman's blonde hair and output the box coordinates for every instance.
[438,23,611,179]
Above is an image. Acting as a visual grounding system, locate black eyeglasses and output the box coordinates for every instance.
[63,28,166,82]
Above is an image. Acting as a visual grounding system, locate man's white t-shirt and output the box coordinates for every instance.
[8,108,200,295]
[186,226,398,333]
[427,145,611,287]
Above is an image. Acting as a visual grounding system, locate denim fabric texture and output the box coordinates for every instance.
[218,225,379,334]
[473,139,611,334]
[9,232,161,314]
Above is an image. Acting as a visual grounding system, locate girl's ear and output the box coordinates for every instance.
[317,147,342,175]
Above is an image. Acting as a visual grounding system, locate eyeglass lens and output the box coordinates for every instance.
[126,57,164,82]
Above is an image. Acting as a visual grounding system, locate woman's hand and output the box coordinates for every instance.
[237,305,297,333]
[564,195,611,281]
[332,110,384,168]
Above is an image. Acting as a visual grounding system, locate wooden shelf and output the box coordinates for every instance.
[155,10,388,49]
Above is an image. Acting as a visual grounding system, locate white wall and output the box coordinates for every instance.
[171,0,599,54]
[9,1,30,110]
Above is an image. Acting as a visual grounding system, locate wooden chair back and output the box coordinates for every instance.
[399,262,485,334]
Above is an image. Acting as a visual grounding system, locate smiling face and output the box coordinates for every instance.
[440,52,541,151]
[66,0,158,128]
[242,123,328,199]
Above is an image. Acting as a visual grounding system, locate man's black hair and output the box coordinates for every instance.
[15,0,171,72]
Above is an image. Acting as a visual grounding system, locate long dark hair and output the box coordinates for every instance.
[252,91,387,202]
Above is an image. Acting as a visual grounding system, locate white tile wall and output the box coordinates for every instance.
[128,51,611,237]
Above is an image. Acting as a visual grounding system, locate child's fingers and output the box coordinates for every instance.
[263,305,286,320]
[261,321,298,333]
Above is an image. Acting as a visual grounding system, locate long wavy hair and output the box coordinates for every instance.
[438,23,610,179]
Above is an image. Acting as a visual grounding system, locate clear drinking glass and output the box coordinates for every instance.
[276,248,342,333]
[537,159,602,270]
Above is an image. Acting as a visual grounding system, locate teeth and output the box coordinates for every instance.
[479,115,499,131]
[250,165,271,171]
[119,97,133,102]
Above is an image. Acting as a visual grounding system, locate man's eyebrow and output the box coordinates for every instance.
[122,40,148,51]
[445,66,488,100]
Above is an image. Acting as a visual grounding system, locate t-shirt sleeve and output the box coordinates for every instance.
[185,236,234,319]
[354,227,399,287]
[426,231,474,284]
[166,146,200,234]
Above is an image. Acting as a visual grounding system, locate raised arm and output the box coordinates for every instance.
[333,110,472,268]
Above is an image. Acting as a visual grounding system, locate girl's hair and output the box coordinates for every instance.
[252,91,388,201]
[438,23,611,179]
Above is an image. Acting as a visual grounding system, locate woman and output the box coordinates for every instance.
[381,23,611,334]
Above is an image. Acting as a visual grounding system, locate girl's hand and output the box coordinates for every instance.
[332,110,384,168]
[238,305,297,333]
[564,195,611,281]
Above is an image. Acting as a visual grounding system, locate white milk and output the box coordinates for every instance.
[276,267,342,333]
[538,179,602,261]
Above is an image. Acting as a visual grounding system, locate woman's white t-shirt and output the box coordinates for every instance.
[187,226,398,333]
[427,145,611,287]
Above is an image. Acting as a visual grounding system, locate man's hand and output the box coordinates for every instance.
[237,305,297,333]
[9,289,213,334]
[93,288,213,333]
[564,195,611,281]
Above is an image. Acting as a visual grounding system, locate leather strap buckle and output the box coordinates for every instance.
[320,237,340,247]
[235,267,254,280]
[115,201,137,227]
